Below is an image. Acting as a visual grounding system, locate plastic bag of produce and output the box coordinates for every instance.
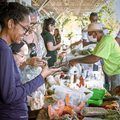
[29,90,45,111]
[50,85,93,106]
[48,100,65,119]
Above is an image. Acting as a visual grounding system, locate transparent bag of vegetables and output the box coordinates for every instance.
[48,100,65,119]
[48,93,86,119]
[29,84,46,111]
[50,85,93,113]
[51,85,92,103]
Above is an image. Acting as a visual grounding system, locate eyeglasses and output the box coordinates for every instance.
[16,52,24,58]
[16,52,28,58]
[17,22,32,35]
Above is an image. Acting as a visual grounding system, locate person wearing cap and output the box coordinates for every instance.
[70,12,109,48]
[115,30,120,46]
[82,12,109,46]
[69,23,120,94]
[82,12,99,46]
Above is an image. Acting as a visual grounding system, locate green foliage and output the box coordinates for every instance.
[98,0,119,33]
[66,32,74,40]
[62,18,71,27]
[56,14,71,30]
[56,0,118,38]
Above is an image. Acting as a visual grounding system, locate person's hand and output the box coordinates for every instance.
[41,65,61,79]
[70,40,82,49]
[69,59,78,66]
[57,43,61,49]
[111,86,120,96]
[58,52,66,58]
[26,57,47,67]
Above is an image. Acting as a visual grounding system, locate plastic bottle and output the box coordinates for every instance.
[79,75,85,87]
[73,71,77,83]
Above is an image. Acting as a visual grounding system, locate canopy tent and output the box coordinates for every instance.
[32,0,109,18]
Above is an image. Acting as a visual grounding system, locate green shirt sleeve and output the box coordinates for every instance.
[44,32,54,43]
[92,35,112,59]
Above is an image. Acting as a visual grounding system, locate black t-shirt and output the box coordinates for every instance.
[41,31,57,67]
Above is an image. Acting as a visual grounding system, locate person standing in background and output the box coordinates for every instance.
[41,18,61,67]
[70,12,105,48]
[21,6,47,69]
[54,28,61,45]
[82,12,109,46]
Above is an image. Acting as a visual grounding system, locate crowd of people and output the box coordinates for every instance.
[0,2,60,120]
[0,1,120,120]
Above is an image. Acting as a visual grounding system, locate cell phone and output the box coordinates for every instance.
[51,61,69,68]
[42,56,51,61]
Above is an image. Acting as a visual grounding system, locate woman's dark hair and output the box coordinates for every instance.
[42,17,55,32]
[54,28,60,36]
[0,2,29,30]
[10,42,25,54]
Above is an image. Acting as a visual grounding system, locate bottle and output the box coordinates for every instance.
[65,94,70,106]
[79,75,84,87]
[73,71,77,83]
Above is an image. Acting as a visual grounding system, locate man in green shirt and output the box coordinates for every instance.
[69,23,120,94]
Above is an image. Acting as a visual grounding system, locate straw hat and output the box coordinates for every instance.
[87,23,103,32]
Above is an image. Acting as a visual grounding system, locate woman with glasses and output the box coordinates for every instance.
[41,18,61,67]
[10,41,28,67]
[0,2,59,120]
[11,41,46,111]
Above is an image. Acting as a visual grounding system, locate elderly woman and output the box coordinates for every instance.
[0,2,59,120]
[10,42,29,67]
[11,42,46,111]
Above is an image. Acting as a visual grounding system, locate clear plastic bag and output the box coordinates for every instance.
[29,84,46,110]
[21,66,46,110]
[29,90,45,110]
[48,100,65,119]
[50,85,93,106]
